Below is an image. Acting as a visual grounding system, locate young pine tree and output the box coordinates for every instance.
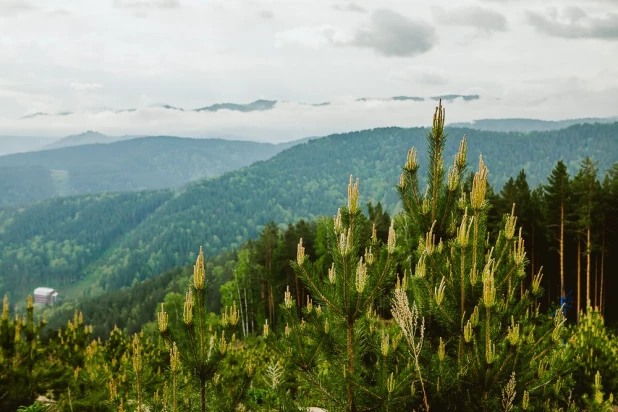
[266,176,417,411]
[158,247,251,412]
[393,102,572,411]
[0,296,47,410]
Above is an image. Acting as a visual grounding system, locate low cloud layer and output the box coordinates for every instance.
[432,6,507,32]
[526,8,618,39]
[2,88,617,142]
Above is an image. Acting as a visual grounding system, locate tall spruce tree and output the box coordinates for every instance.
[543,161,571,312]
[393,102,572,410]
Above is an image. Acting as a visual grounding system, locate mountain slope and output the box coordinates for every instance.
[450,117,618,133]
[1,123,616,300]
[0,136,292,207]
[0,190,173,299]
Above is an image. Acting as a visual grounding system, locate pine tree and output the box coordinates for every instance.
[158,247,251,412]
[266,176,416,411]
[0,296,47,409]
[543,161,571,312]
[394,101,572,410]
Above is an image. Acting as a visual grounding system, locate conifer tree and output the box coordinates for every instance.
[158,247,251,412]
[0,296,47,409]
[543,161,571,312]
[394,102,572,410]
[266,176,416,411]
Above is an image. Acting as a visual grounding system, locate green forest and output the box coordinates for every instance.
[1,103,617,410]
[0,136,293,207]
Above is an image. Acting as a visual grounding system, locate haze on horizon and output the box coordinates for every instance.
[0,0,617,142]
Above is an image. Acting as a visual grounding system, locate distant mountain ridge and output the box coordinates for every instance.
[450,117,618,133]
[44,131,142,150]
[0,135,299,207]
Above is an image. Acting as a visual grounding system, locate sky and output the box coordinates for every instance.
[0,0,617,142]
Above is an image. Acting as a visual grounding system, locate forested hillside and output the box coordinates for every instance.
[87,123,618,292]
[0,190,173,299]
[1,123,616,302]
[0,136,291,207]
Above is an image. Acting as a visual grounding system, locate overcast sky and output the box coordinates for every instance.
[0,0,617,141]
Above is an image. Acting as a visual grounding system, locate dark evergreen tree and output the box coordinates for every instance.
[543,161,571,312]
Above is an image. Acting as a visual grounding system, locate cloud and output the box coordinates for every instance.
[275,10,436,57]
[257,9,274,20]
[526,8,618,39]
[0,1,36,17]
[2,89,617,143]
[70,82,104,91]
[432,6,507,32]
[113,0,180,10]
[348,9,437,57]
[332,3,367,13]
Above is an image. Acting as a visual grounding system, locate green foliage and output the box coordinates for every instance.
[0,296,48,410]
[16,402,51,411]
[569,309,618,403]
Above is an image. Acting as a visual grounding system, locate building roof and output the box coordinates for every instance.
[34,287,57,295]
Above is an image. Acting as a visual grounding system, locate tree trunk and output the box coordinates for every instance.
[346,319,356,412]
[594,254,598,309]
[600,229,605,315]
[586,226,591,309]
[577,235,582,323]
[560,203,565,303]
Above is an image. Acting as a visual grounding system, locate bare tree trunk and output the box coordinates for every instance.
[269,283,275,330]
[244,288,249,335]
[586,226,591,309]
[577,235,582,323]
[531,224,536,292]
[346,319,356,412]
[600,229,605,315]
[594,254,598,309]
[236,279,246,337]
[560,203,565,302]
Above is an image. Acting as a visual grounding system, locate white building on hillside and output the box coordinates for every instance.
[34,287,58,305]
